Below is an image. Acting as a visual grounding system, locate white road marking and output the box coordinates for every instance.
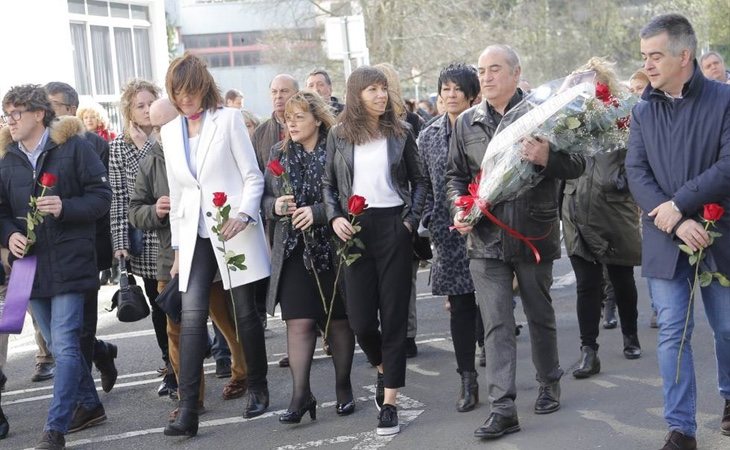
[589,379,618,389]
[609,374,663,387]
[577,409,663,442]
[552,271,576,289]
[407,364,440,376]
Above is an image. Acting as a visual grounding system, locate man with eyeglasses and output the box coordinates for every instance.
[0,84,111,450]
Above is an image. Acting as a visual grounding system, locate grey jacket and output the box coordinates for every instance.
[445,93,586,262]
[322,124,429,233]
[128,142,173,281]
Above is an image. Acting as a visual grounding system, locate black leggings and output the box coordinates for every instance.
[129,274,169,363]
[178,237,268,409]
[570,255,638,350]
[448,293,477,373]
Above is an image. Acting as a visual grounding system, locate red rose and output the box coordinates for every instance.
[348,195,368,216]
[595,82,613,105]
[39,173,57,188]
[703,203,725,222]
[467,173,481,197]
[212,192,227,208]
[267,159,285,177]
[455,195,475,211]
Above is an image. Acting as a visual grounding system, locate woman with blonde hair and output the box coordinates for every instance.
[77,103,116,142]
[562,57,642,379]
[109,79,175,395]
[263,91,355,423]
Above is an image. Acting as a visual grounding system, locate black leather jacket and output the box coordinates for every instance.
[446,92,585,262]
[322,124,428,232]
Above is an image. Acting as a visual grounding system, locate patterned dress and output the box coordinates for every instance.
[109,135,159,279]
[417,114,474,296]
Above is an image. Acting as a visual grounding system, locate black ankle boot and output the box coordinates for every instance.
[623,334,641,359]
[457,371,479,412]
[279,394,317,424]
[164,407,198,437]
[573,346,601,379]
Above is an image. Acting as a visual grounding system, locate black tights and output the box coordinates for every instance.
[448,293,477,373]
[286,318,354,410]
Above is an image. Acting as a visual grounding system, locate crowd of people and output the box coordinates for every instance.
[0,11,728,450]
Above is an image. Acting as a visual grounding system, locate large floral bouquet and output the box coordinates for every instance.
[458,71,637,228]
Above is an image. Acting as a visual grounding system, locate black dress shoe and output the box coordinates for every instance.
[243,388,270,418]
[573,346,601,379]
[158,373,178,397]
[68,403,107,433]
[457,371,479,412]
[473,412,520,439]
[94,343,118,393]
[721,399,730,436]
[164,407,198,437]
[336,400,356,416]
[659,430,696,450]
[374,372,385,411]
[279,394,317,424]
[623,334,642,359]
[534,382,561,414]
[278,356,290,368]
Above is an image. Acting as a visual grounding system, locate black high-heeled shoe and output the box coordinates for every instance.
[164,407,198,437]
[279,394,317,424]
[336,400,355,416]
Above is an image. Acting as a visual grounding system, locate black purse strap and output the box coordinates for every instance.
[117,256,130,292]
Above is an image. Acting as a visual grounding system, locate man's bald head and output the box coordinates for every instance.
[150,98,179,128]
[269,74,299,117]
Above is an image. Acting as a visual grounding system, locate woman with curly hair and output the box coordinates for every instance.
[77,103,116,142]
[109,79,175,395]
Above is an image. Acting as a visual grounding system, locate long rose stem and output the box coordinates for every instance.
[324,216,357,339]
[675,221,711,383]
[302,230,328,313]
[221,239,240,343]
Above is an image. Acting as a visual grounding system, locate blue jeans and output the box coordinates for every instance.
[211,323,231,361]
[31,293,101,434]
[648,258,730,437]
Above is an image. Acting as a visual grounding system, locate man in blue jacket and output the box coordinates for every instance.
[0,85,111,450]
[626,13,730,450]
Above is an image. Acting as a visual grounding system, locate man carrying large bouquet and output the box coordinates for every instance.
[0,85,111,449]
[446,45,585,441]
[626,14,730,450]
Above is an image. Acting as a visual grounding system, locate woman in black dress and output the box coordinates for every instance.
[263,91,355,423]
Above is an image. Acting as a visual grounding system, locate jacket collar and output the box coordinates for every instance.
[471,89,524,127]
[643,60,704,103]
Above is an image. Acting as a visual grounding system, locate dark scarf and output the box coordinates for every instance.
[280,136,332,272]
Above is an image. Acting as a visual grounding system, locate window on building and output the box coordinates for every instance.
[202,53,231,68]
[67,1,154,99]
[233,51,261,67]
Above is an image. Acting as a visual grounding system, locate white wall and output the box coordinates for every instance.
[0,1,75,96]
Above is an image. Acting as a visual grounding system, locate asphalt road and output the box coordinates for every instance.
[1,253,728,450]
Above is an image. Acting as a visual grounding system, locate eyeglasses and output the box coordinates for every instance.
[0,109,26,123]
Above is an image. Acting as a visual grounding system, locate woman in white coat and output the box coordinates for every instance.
[161,53,271,437]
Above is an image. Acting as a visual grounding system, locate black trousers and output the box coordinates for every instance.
[179,237,268,408]
[570,255,638,350]
[81,286,111,370]
[128,273,169,363]
[344,207,412,389]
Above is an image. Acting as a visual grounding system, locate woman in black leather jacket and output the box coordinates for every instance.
[322,65,428,437]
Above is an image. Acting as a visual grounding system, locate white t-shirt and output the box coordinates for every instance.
[351,137,403,208]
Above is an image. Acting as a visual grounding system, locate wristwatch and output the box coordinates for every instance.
[237,213,252,224]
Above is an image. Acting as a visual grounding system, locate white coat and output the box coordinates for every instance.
[161,107,271,292]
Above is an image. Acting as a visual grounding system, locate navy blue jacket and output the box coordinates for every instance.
[626,62,730,279]
[0,117,112,298]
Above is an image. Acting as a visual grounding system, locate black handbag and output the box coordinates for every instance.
[110,257,150,322]
[128,225,144,257]
[155,275,182,323]
[413,236,433,261]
